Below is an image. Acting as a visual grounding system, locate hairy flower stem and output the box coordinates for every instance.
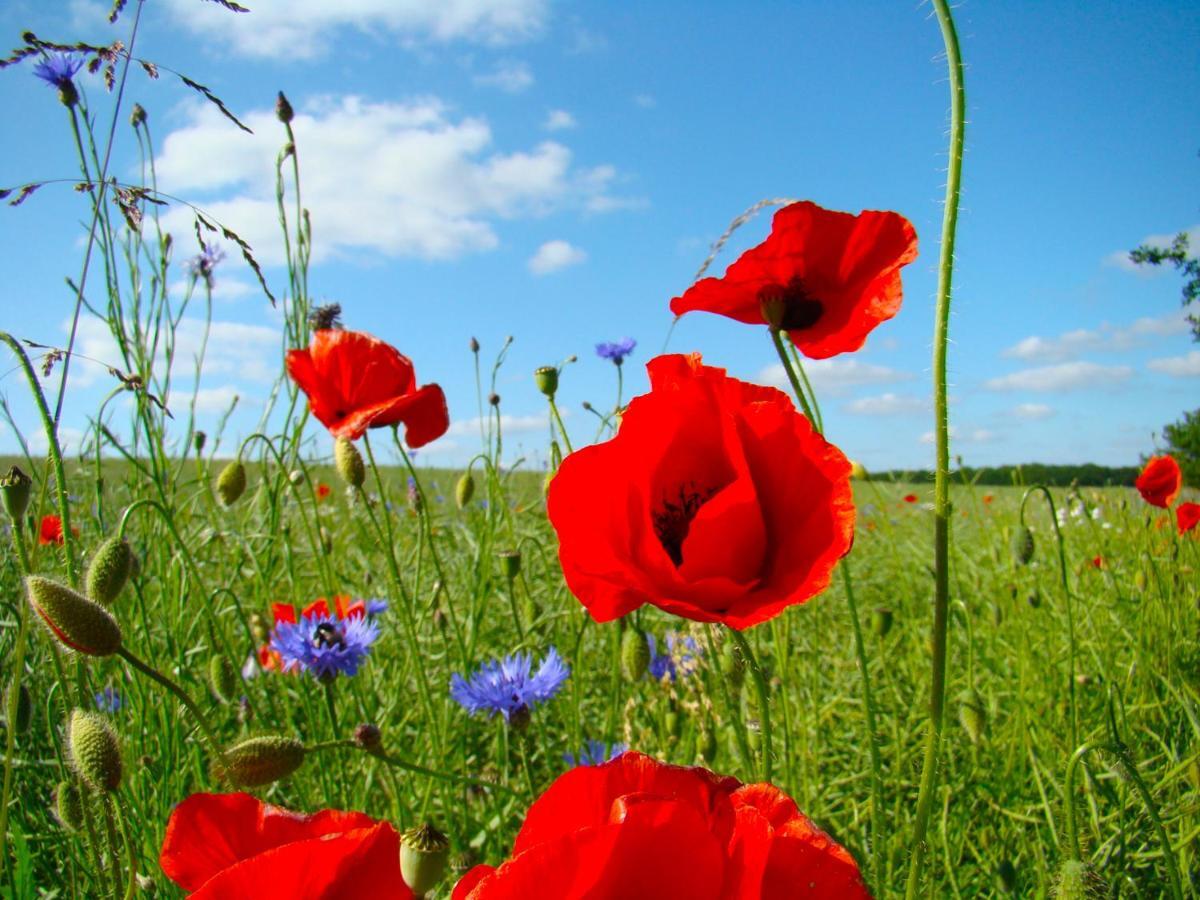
[0,531,32,880]
[1062,741,1097,862]
[905,2,965,896]
[548,397,574,454]
[117,647,222,758]
[728,628,772,783]
[768,329,817,424]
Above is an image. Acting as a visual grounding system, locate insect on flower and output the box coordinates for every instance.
[258,597,385,681]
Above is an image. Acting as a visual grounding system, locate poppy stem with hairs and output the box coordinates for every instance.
[905,0,965,895]
[727,628,772,783]
[767,328,818,426]
[548,397,574,454]
[118,646,224,758]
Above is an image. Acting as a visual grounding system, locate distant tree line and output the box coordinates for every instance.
[871,463,1141,487]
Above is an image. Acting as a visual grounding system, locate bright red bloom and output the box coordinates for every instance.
[902,494,918,504]
[1090,555,1104,569]
[451,751,869,899]
[983,495,994,504]
[1177,502,1200,535]
[39,514,64,545]
[160,792,409,899]
[286,329,449,446]
[316,482,332,501]
[257,596,364,673]
[670,201,917,359]
[1135,455,1182,508]
[547,354,854,631]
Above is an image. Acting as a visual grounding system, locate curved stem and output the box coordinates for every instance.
[768,328,817,425]
[118,646,222,757]
[1063,741,1098,862]
[728,628,773,783]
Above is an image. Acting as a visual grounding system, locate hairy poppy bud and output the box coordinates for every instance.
[497,549,521,580]
[209,654,238,704]
[334,437,365,488]
[534,366,558,398]
[0,466,32,522]
[958,691,987,746]
[1012,526,1034,565]
[67,710,122,792]
[620,629,650,681]
[455,471,475,509]
[1055,860,1104,899]
[353,722,382,752]
[275,91,294,124]
[85,536,134,606]
[54,780,84,831]
[129,103,147,127]
[26,576,121,656]
[401,822,450,897]
[193,430,206,453]
[216,736,306,787]
[216,461,247,506]
[872,606,894,638]
[5,681,32,735]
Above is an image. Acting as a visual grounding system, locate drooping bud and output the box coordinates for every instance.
[129,103,147,127]
[193,431,206,454]
[5,681,32,734]
[353,723,382,752]
[620,628,650,681]
[534,366,558,398]
[0,466,32,522]
[334,437,365,488]
[85,536,134,606]
[400,823,450,897]
[1012,526,1035,565]
[455,471,475,509]
[54,781,84,831]
[209,654,239,704]
[1054,860,1105,899]
[26,576,122,656]
[873,606,894,638]
[216,735,306,787]
[288,469,305,487]
[216,460,247,506]
[275,91,294,124]
[67,710,122,791]
[958,690,987,746]
[497,549,521,580]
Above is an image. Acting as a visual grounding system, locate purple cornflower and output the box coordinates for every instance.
[563,740,627,768]
[451,648,569,722]
[269,612,380,681]
[33,52,85,91]
[94,686,123,713]
[365,598,389,616]
[647,632,701,682]
[187,245,225,289]
[595,337,636,365]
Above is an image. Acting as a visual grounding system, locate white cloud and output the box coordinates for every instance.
[171,385,259,414]
[919,426,995,445]
[1002,310,1191,363]
[633,94,656,109]
[844,392,927,416]
[1011,403,1055,420]
[758,359,913,397]
[29,426,86,457]
[1105,224,1200,273]
[163,0,549,60]
[473,60,534,93]
[984,362,1132,392]
[155,96,627,266]
[543,109,577,131]
[528,240,586,275]
[1148,350,1200,377]
[169,277,256,303]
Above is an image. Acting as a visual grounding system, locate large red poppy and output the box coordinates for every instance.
[1178,502,1200,535]
[1135,455,1182,509]
[546,354,854,631]
[286,329,449,446]
[159,793,409,899]
[451,751,869,899]
[670,201,917,359]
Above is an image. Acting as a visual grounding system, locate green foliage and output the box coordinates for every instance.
[1161,407,1200,485]
[875,463,1140,487]
[1129,230,1200,340]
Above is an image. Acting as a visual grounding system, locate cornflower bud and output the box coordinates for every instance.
[275,91,294,123]
[193,431,206,453]
[129,103,146,127]
[353,723,382,752]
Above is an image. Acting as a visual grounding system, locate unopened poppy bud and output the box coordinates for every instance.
[275,91,294,123]
[1,466,32,522]
[5,681,32,734]
[620,629,650,681]
[26,576,121,656]
[401,822,450,897]
[1055,860,1104,899]
[1012,526,1035,565]
[334,437,365,488]
[534,366,558,398]
[216,460,247,506]
[85,536,134,606]
[497,549,521,579]
[958,691,987,746]
[873,606,894,638]
[129,103,146,127]
[353,722,382,752]
[719,642,746,691]
[193,431,206,453]
[209,654,238,704]
[455,471,475,509]
[469,336,480,353]
[216,735,306,787]
[67,710,122,792]
[249,613,270,643]
[54,780,84,831]
[996,859,1017,894]
[488,392,500,407]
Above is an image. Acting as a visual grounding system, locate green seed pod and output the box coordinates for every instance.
[85,536,134,606]
[54,780,84,831]
[209,654,239,704]
[1012,526,1035,566]
[216,460,247,506]
[400,822,450,896]
[0,466,32,522]
[872,606,894,639]
[498,549,521,580]
[5,682,32,735]
[334,437,365,489]
[67,710,122,792]
[216,736,306,787]
[958,691,987,746]
[26,576,121,657]
[995,859,1017,894]
[455,471,475,509]
[621,629,650,682]
[534,366,559,398]
[719,643,746,692]
[1054,860,1105,899]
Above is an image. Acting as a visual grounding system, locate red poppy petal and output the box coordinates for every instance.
[302,599,330,619]
[368,383,451,448]
[1136,455,1182,508]
[1177,502,1200,535]
[452,865,496,899]
[271,603,298,625]
[309,331,417,410]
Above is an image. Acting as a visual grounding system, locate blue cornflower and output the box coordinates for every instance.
[595,337,636,365]
[32,52,85,91]
[451,648,569,722]
[269,612,380,681]
[563,739,627,768]
[187,245,225,289]
[365,598,389,616]
[647,632,701,682]
[94,686,122,713]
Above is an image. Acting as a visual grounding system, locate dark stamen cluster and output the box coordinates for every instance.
[652,484,717,567]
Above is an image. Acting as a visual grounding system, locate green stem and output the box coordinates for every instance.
[368,749,518,796]
[728,628,772,783]
[768,328,817,425]
[117,647,222,757]
[0,528,32,880]
[548,397,574,454]
[1063,741,1097,862]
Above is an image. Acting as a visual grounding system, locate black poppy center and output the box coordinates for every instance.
[313,622,345,650]
[758,280,824,331]
[653,485,717,567]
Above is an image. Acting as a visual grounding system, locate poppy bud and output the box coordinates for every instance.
[534,366,558,398]
[353,722,382,752]
[26,576,122,657]
[719,642,746,691]
[54,780,84,831]
[400,822,450,896]
[958,691,987,746]
[489,392,500,407]
[85,536,134,606]
[872,606,894,638]
[620,628,650,681]
[129,103,146,127]
[498,549,521,580]
[1012,526,1034,565]
[1054,860,1104,899]
[209,654,238,704]
[455,471,475,509]
[5,681,32,735]
[216,735,306,787]
[334,437,365,488]
[275,90,294,124]
[67,710,122,792]
[995,859,1017,894]
[249,613,270,644]
[288,469,305,486]
[469,337,480,353]
[193,430,206,453]
[216,460,247,506]
[0,466,32,522]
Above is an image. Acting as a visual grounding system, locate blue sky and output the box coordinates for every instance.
[0,0,1197,471]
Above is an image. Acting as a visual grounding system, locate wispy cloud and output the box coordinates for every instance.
[758,359,913,397]
[1002,310,1190,363]
[984,362,1133,392]
[528,240,586,275]
[844,392,928,416]
[473,59,534,93]
[1010,402,1055,420]
[1147,350,1200,377]
[543,109,577,131]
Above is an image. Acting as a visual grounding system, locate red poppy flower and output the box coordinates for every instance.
[316,482,332,501]
[451,751,869,899]
[670,201,917,359]
[1090,555,1104,569]
[39,514,64,545]
[286,329,449,446]
[547,354,855,631]
[1135,455,1182,509]
[160,792,409,899]
[983,495,994,505]
[902,494,918,504]
[1178,502,1200,535]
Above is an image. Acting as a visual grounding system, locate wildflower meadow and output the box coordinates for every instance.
[1,2,1199,898]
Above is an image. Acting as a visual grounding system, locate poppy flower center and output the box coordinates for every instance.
[758,281,824,331]
[652,485,717,567]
